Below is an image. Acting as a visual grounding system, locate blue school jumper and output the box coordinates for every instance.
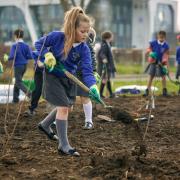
[149,40,169,62]
[8,40,32,66]
[176,46,180,65]
[35,31,96,88]
[8,39,32,102]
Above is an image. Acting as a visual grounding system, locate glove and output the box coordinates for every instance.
[149,52,158,60]
[93,72,101,85]
[44,52,56,72]
[161,65,169,75]
[0,61,3,74]
[3,54,9,62]
[89,84,101,103]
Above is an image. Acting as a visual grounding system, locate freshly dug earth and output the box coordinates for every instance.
[0,96,179,180]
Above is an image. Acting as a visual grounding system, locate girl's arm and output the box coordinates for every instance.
[162,50,169,65]
[80,45,96,88]
[35,31,63,59]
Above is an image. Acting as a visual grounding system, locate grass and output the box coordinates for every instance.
[111,79,179,95]
[115,63,177,74]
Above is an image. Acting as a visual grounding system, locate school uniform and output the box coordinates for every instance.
[8,39,32,102]
[35,31,96,107]
[145,40,169,77]
[76,34,97,97]
[97,40,116,79]
[176,46,180,79]
[97,40,116,97]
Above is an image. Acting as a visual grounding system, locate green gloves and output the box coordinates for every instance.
[44,52,56,72]
[93,72,101,85]
[149,52,158,60]
[161,65,169,75]
[0,61,3,74]
[22,79,35,92]
[3,54,9,62]
[89,84,101,103]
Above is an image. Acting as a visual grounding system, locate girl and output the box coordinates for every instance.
[97,31,116,98]
[6,29,32,103]
[35,7,100,157]
[144,31,169,96]
[176,35,180,95]
[76,27,100,129]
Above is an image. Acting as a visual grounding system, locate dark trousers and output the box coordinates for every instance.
[13,65,29,102]
[29,70,43,111]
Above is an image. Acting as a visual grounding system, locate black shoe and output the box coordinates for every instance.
[12,100,19,104]
[23,109,35,117]
[38,123,58,141]
[162,88,168,96]
[143,89,149,97]
[58,148,80,157]
[83,122,93,130]
[109,93,115,98]
[100,95,105,98]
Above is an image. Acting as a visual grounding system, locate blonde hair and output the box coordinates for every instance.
[63,7,90,58]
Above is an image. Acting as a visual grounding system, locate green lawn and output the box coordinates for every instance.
[115,63,177,74]
[111,79,179,95]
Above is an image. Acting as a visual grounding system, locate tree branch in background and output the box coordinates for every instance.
[71,0,77,7]
[59,0,70,11]
[80,0,84,9]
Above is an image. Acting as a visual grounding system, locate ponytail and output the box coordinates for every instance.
[62,7,90,58]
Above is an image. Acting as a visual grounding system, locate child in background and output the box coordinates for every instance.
[35,7,100,156]
[176,35,180,95]
[144,31,169,96]
[76,27,100,129]
[97,31,116,98]
[4,29,32,103]
[176,35,180,80]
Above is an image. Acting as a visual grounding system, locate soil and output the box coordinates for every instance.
[0,96,179,180]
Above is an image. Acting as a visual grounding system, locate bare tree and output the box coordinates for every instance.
[59,0,70,11]
[59,0,91,11]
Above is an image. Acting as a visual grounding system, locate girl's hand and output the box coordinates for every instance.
[44,52,56,72]
[37,60,44,68]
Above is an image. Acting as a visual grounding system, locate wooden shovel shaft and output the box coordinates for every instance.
[64,71,90,92]
[63,70,108,107]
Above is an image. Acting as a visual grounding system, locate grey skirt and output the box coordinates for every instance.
[76,73,89,97]
[42,71,77,107]
[145,64,165,77]
[176,64,180,79]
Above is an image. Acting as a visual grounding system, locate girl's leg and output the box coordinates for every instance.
[80,97,93,129]
[107,80,114,98]
[162,76,167,96]
[38,108,58,140]
[147,75,154,90]
[56,106,79,156]
[144,75,154,96]
[100,82,106,98]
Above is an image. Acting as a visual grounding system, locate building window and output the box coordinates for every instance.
[0,6,30,44]
[30,5,64,38]
[155,4,174,33]
[87,0,132,48]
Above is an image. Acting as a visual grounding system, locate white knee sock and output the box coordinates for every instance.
[83,101,92,124]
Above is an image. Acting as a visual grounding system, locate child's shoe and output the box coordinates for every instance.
[162,88,168,96]
[143,88,149,97]
[83,122,93,130]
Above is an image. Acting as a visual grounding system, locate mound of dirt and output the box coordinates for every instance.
[0,96,179,179]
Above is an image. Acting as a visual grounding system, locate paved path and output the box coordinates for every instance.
[112,73,176,82]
